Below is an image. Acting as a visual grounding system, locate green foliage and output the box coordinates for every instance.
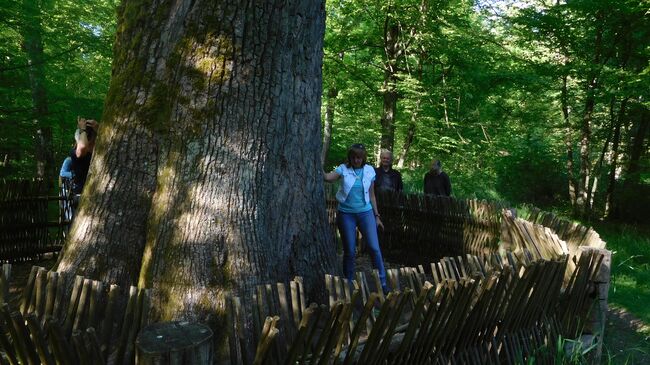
[0,0,117,178]
[597,223,650,324]
[322,0,649,219]
[1,0,645,221]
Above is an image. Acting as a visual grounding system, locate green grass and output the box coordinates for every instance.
[593,222,650,364]
[595,223,650,324]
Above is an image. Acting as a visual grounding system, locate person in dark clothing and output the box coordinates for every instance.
[374,149,403,193]
[69,117,98,194]
[70,149,92,194]
[57,117,98,225]
[423,159,451,196]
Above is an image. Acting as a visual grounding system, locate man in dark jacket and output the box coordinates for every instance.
[424,159,451,196]
[374,149,403,193]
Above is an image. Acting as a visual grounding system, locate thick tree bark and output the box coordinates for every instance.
[21,0,53,183]
[321,87,337,165]
[57,0,336,330]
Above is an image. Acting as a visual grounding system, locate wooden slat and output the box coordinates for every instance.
[72,278,93,334]
[20,266,39,315]
[45,316,77,365]
[26,313,55,365]
[100,284,119,355]
[84,328,106,365]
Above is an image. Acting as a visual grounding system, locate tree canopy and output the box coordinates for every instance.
[1,0,648,221]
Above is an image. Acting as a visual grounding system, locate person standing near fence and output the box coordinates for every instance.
[57,117,98,224]
[374,149,403,193]
[59,157,74,225]
[424,159,451,196]
[323,143,389,293]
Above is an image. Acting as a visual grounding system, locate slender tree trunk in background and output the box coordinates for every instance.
[605,98,628,217]
[578,82,595,217]
[56,0,337,342]
[397,0,427,168]
[21,0,53,184]
[626,105,649,185]
[441,69,451,128]
[321,87,337,166]
[561,74,578,213]
[602,21,633,218]
[397,48,425,169]
[586,97,615,215]
[397,123,415,169]
[380,20,399,152]
[576,13,603,218]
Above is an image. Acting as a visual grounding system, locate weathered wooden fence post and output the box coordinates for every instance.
[579,246,611,362]
[136,321,213,365]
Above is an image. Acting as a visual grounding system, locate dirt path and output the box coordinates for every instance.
[7,257,56,303]
[603,307,650,364]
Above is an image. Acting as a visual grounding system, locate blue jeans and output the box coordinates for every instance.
[337,210,388,292]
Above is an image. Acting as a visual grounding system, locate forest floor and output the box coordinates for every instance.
[602,306,650,364]
[7,255,650,364]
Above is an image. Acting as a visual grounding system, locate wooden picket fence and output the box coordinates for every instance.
[326,189,606,266]
[226,247,604,364]
[0,217,605,364]
[0,187,608,364]
[522,208,606,252]
[0,180,68,262]
[326,188,505,264]
[0,265,151,364]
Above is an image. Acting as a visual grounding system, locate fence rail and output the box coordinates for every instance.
[0,179,69,262]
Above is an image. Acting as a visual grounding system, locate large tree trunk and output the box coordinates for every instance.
[57,0,336,328]
[21,0,53,183]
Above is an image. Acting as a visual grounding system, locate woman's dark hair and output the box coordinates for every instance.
[345,143,367,167]
[86,126,96,142]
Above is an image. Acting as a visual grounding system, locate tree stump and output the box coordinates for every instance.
[136,321,213,365]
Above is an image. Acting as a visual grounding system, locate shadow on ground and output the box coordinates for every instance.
[603,306,650,364]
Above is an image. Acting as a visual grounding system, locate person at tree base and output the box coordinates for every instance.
[424,159,451,197]
[374,149,403,193]
[324,143,389,294]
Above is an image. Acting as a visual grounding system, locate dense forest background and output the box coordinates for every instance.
[1,0,648,223]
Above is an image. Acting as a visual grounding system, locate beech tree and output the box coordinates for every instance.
[56,0,337,323]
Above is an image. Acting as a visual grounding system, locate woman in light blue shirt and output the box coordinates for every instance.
[324,143,388,293]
